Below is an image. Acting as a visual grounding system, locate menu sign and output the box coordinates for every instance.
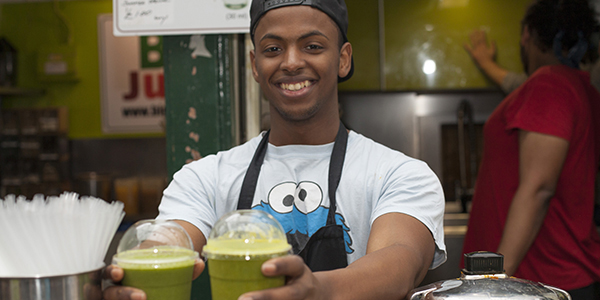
[113,0,251,36]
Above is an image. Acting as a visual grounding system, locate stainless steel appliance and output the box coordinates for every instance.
[339,90,503,206]
[408,252,570,300]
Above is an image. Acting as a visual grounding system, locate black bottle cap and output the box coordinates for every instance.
[463,251,504,275]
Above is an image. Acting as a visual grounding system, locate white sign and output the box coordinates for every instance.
[98,14,166,133]
[113,0,251,36]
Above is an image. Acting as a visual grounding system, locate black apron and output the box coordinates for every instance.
[237,122,349,272]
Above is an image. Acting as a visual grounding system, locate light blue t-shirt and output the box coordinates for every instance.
[157,131,447,268]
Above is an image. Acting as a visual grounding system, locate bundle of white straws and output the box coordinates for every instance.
[0,192,124,277]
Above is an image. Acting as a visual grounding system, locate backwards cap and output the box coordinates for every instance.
[250,0,354,82]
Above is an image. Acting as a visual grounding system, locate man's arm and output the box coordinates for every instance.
[329,212,435,298]
[173,220,208,254]
[497,130,569,275]
[240,212,436,300]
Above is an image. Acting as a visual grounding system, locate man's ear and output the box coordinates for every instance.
[338,42,352,78]
[250,49,259,82]
[521,24,531,47]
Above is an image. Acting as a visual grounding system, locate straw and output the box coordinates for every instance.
[0,192,124,277]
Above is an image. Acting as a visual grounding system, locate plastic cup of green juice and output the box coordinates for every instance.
[112,219,199,300]
[202,210,292,300]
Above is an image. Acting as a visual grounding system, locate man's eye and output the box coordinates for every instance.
[306,44,323,50]
[264,47,280,53]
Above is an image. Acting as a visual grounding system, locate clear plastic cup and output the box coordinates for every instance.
[202,210,292,300]
[112,219,199,300]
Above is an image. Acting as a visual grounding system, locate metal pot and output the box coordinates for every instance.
[409,252,571,300]
[0,268,102,300]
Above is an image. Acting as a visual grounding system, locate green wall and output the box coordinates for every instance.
[0,0,162,139]
[341,0,529,91]
[0,0,531,138]
[339,0,381,91]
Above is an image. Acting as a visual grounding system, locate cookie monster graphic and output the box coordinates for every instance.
[253,181,353,254]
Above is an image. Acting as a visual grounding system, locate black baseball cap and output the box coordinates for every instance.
[250,0,354,82]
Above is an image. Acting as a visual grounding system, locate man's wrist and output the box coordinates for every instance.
[476,58,498,72]
[313,270,339,300]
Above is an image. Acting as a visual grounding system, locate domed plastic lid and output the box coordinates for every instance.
[202,210,291,259]
[116,219,194,253]
[113,219,198,267]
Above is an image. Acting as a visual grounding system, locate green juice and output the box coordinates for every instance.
[113,247,197,300]
[203,239,291,300]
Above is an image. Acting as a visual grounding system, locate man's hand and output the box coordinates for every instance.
[464,29,497,67]
[102,259,205,300]
[464,29,509,86]
[238,255,327,300]
[102,264,146,300]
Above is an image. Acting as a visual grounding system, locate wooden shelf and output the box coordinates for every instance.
[0,87,45,97]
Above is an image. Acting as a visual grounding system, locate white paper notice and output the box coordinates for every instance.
[118,0,174,27]
[113,0,251,36]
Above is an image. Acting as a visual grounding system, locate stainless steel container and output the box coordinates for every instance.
[409,252,571,300]
[0,268,102,300]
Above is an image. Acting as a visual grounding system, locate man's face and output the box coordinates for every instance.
[250,6,352,123]
[520,25,532,75]
[520,44,529,75]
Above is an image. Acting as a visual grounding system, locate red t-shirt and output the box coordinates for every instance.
[462,65,600,290]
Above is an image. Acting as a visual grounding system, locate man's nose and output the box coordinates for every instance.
[281,47,305,73]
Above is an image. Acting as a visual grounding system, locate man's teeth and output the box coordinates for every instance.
[280,80,312,91]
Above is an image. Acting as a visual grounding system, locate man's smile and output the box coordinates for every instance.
[279,80,314,91]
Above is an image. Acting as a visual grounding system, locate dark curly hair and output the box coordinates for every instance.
[522,0,599,61]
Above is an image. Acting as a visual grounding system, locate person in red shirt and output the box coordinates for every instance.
[462,0,600,299]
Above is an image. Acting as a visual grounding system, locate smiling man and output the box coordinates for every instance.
[103,1,446,300]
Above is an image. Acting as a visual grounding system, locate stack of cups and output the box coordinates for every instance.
[202,210,292,300]
[112,220,199,300]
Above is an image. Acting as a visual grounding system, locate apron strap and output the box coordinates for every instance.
[237,130,270,210]
[327,122,348,225]
[238,122,348,227]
